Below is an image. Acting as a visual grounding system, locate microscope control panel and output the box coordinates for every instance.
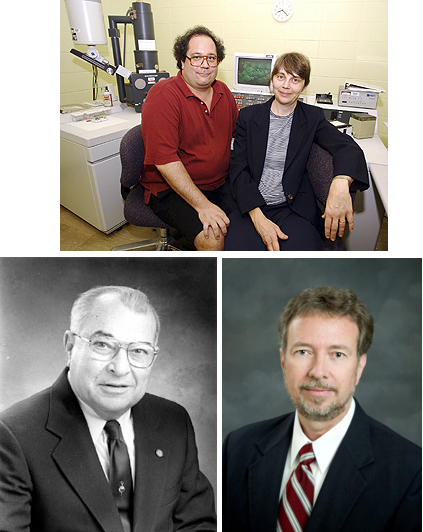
[232,91,272,109]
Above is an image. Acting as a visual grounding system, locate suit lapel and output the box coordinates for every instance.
[251,98,272,181]
[131,395,171,532]
[284,102,307,174]
[46,370,124,532]
[248,414,294,532]
[306,402,375,532]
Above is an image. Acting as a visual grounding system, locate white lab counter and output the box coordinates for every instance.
[60,105,141,233]
[306,96,388,250]
[368,164,388,216]
[341,133,387,250]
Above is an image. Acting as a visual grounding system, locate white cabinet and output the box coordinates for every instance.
[60,107,141,233]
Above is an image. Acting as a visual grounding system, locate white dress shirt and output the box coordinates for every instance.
[279,398,356,507]
[78,400,136,485]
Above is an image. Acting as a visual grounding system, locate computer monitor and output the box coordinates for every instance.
[233,53,278,94]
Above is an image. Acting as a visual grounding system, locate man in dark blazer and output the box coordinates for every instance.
[223,287,421,532]
[0,286,216,532]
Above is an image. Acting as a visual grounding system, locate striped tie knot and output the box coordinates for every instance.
[298,443,315,470]
[278,443,316,532]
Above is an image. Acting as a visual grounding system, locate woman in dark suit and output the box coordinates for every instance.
[220,53,369,251]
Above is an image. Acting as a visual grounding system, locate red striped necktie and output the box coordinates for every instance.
[278,443,315,532]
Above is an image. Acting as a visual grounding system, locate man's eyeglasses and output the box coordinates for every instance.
[73,333,159,368]
[185,54,219,67]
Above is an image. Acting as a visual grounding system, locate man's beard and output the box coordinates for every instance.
[284,376,357,422]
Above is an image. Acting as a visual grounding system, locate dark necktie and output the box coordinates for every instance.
[104,420,133,532]
[278,443,316,532]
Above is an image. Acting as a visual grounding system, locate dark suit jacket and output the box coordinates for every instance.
[223,401,421,532]
[0,369,216,532]
[220,99,369,237]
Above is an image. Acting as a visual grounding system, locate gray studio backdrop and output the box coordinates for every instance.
[222,258,422,447]
[0,257,217,493]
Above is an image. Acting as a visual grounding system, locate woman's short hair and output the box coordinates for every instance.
[173,25,225,71]
[271,52,311,88]
[70,286,160,341]
[278,286,374,357]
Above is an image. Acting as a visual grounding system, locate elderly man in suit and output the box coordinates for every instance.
[223,286,421,532]
[0,285,216,532]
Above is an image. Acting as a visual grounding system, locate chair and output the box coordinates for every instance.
[306,143,356,251]
[112,125,184,251]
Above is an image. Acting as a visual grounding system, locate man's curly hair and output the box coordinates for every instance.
[173,26,226,71]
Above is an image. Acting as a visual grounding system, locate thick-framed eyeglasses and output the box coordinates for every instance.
[73,333,159,368]
[185,54,219,67]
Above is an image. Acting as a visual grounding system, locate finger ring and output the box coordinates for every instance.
[340,220,346,224]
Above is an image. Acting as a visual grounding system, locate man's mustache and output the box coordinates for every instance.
[299,381,338,393]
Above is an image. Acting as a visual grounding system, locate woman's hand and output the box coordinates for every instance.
[322,177,354,241]
[249,207,289,251]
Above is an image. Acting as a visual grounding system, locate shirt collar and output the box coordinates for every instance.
[289,398,356,475]
[175,71,193,98]
[77,398,133,445]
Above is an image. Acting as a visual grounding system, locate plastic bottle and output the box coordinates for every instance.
[103,87,113,107]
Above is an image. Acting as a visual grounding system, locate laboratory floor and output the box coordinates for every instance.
[61,206,157,251]
[60,206,389,251]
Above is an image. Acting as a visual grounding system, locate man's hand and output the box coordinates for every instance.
[322,176,354,241]
[155,161,229,245]
[249,207,288,251]
[197,203,230,240]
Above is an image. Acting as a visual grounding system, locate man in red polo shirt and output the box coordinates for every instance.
[142,26,239,251]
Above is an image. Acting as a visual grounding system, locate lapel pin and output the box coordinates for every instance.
[155,449,164,458]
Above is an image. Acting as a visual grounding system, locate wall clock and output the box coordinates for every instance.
[272,0,293,22]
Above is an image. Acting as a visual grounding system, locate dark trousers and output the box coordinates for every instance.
[224,203,323,251]
[149,187,221,244]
